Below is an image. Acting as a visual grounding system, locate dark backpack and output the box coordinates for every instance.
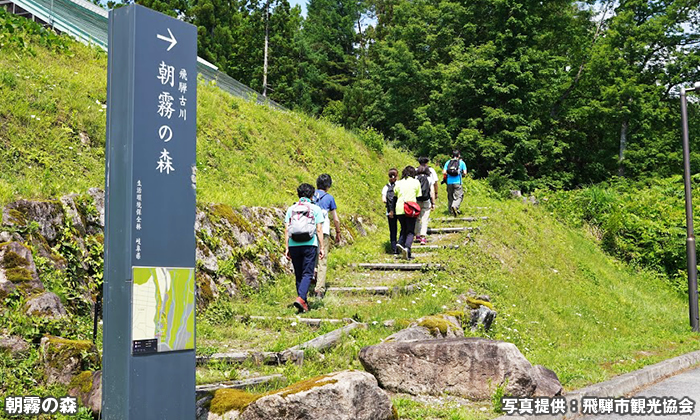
[385,183,396,212]
[446,159,461,176]
[416,174,431,202]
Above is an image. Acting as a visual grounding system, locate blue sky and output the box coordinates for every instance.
[289,0,307,16]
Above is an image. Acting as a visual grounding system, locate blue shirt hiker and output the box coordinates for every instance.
[443,159,467,185]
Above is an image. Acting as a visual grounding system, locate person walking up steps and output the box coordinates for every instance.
[381,168,399,254]
[443,150,467,217]
[312,174,341,298]
[284,183,325,313]
[418,156,439,203]
[394,166,421,260]
[414,165,435,245]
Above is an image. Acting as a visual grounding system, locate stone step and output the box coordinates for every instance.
[350,263,442,271]
[196,349,304,366]
[430,216,488,222]
[196,374,286,395]
[326,284,418,295]
[427,227,478,234]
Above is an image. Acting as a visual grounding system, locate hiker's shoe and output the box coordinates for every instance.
[420,236,427,245]
[314,289,325,299]
[450,207,457,217]
[293,297,309,313]
[397,244,408,259]
[406,249,413,260]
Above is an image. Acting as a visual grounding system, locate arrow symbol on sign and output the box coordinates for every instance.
[156,28,177,51]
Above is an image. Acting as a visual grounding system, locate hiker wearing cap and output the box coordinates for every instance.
[381,168,399,254]
[284,183,325,313]
[442,150,467,217]
[394,165,421,260]
[312,174,341,298]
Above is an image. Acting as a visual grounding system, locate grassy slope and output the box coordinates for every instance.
[0,17,412,219]
[1,15,699,420]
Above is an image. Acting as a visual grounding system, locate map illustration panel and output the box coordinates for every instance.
[132,266,195,353]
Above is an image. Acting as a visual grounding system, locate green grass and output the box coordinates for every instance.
[2,11,700,420]
[196,180,700,419]
[0,9,414,221]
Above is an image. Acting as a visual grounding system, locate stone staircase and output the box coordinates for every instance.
[195,210,489,394]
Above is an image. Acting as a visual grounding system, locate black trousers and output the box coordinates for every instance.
[398,215,416,250]
[387,215,398,253]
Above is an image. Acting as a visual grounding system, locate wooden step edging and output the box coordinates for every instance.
[196,374,286,395]
[412,244,460,250]
[234,315,354,327]
[427,227,478,234]
[350,263,442,271]
[326,284,418,295]
[287,322,367,353]
[430,216,488,222]
[196,349,304,366]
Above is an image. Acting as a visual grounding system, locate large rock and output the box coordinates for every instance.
[68,370,102,416]
[3,199,65,244]
[41,336,100,386]
[202,371,395,420]
[25,292,67,318]
[359,337,537,399]
[0,241,44,295]
[0,335,30,356]
[85,188,105,233]
[532,365,563,397]
[60,194,87,236]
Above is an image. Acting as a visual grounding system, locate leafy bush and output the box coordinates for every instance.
[541,176,690,292]
[357,126,385,154]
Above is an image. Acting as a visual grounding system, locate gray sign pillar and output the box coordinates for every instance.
[103,4,197,419]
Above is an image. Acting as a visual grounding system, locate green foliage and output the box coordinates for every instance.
[357,126,385,154]
[0,8,72,54]
[541,176,691,292]
[492,380,508,414]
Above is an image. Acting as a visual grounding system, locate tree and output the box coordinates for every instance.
[299,0,361,113]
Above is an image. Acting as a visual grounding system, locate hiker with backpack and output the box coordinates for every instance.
[312,174,341,298]
[381,168,399,254]
[394,165,421,260]
[418,156,439,202]
[414,165,436,245]
[443,150,468,217]
[284,183,325,313]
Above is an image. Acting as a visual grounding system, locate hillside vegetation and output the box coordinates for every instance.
[1,10,699,420]
[0,8,412,219]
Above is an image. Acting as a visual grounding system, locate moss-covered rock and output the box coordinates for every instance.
[0,241,44,294]
[233,370,393,420]
[3,199,65,244]
[465,296,494,310]
[24,291,66,318]
[210,388,260,415]
[41,336,100,386]
[68,370,102,416]
[417,315,464,338]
